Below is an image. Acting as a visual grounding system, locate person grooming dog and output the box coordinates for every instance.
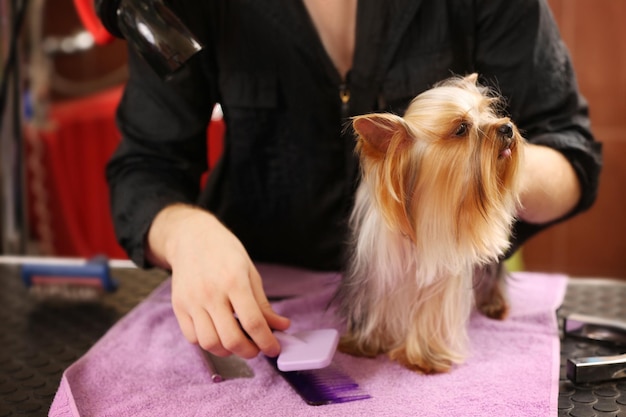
[107,0,602,361]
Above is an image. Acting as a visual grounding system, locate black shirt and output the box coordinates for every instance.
[106,0,602,270]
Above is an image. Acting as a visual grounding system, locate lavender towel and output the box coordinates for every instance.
[49,264,567,417]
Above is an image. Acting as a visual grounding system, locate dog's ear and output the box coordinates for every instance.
[353,114,411,154]
[464,73,479,85]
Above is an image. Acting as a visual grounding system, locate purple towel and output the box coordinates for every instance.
[49,264,567,417]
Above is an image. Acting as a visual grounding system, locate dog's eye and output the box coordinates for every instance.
[454,122,469,137]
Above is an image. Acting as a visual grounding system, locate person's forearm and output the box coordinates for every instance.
[517,143,581,225]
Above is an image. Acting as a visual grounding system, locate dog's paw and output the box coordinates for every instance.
[473,262,510,320]
[388,346,453,374]
[477,295,509,320]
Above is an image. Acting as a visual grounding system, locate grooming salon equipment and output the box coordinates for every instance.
[564,313,626,383]
[266,325,367,405]
[80,0,204,78]
[267,357,371,406]
[200,329,363,405]
[14,255,121,301]
[274,328,339,372]
[235,315,339,372]
[236,316,368,404]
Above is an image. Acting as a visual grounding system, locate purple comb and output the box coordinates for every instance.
[270,329,370,405]
[267,357,372,406]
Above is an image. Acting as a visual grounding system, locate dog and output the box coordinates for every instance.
[335,73,524,374]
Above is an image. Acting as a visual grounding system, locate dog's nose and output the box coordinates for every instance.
[498,123,514,139]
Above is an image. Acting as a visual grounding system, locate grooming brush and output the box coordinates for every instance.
[235,317,340,372]
[235,319,368,403]
[17,255,121,302]
[273,328,339,372]
[268,329,370,405]
[564,313,626,383]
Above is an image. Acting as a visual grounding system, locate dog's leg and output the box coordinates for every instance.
[337,296,396,358]
[335,276,393,358]
[473,262,509,320]
[389,274,472,373]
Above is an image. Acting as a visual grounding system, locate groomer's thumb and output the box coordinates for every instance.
[248,264,291,332]
[261,301,291,332]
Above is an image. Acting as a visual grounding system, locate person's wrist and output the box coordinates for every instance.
[148,203,206,267]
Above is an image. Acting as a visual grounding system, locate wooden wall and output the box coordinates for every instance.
[522,1,626,279]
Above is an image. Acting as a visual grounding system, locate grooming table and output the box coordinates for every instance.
[0,264,624,417]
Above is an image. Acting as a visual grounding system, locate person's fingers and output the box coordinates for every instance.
[172,307,198,344]
[235,312,280,358]
[260,299,291,332]
[168,228,287,360]
[209,301,260,359]
[192,309,231,357]
[172,285,233,357]
[231,289,281,358]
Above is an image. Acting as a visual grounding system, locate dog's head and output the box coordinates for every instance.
[352,74,524,265]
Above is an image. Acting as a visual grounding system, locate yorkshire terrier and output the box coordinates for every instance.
[336,74,525,374]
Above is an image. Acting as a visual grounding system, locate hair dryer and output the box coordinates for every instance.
[75,0,204,79]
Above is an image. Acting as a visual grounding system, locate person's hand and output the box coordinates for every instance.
[146,204,291,359]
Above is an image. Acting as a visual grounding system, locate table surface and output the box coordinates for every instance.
[0,265,624,417]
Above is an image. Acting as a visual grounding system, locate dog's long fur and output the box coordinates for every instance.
[336,74,524,373]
